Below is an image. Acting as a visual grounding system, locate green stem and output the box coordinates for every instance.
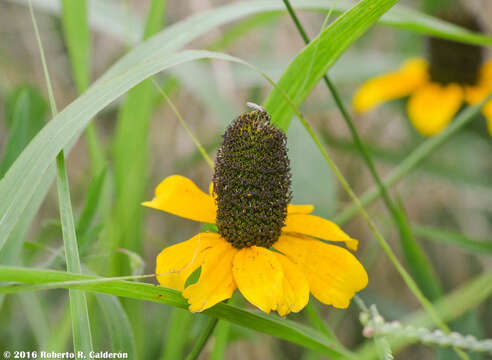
[185,317,219,360]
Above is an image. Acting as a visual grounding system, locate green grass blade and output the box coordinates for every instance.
[76,167,107,254]
[210,320,231,360]
[185,318,218,360]
[17,0,492,47]
[95,294,136,358]
[60,0,104,175]
[60,0,90,93]
[381,5,492,46]
[0,266,354,359]
[28,2,93,356]
[0,86,46,177]
[393,203,442,300]
[264,0,399,131]
[56,152,93,355]
[161,309,194,360]
[143,0,167,38]
[412,225,492,255]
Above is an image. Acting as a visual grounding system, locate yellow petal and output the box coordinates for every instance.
[479,59,492,86]
[353,58,429,113]
[155,232,221,290]
[282,213,358,251]
[483,99,492,137]
[142,175,217,223]
[274,235,368,309]
[275,253,310,316]
[465,83,490,105]
[465,61,492,105]
[232,246,284,314]
[407,82,463,136]
[287,204,314,214]
[182,237,237,312]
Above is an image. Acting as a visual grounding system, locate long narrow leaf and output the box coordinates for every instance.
[0,266,354,359]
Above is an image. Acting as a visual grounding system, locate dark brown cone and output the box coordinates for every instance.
[213,108,291,249]
[428,10,483,85]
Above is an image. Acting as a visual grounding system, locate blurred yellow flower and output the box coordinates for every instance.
[143,109,367,315]
[353,58,492,137]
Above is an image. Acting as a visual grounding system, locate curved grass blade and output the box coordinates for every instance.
[0,50,240,250]
[0,266,354,360]
[264,0,399,131]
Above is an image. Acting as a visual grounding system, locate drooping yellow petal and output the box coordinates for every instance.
[353,58,429,113]
[287,204,314,214]
[282,213,358,251]
[182,237,237,312]
[142,175,217,223]
[407,82,463,136]
[155,232,221,290]
[232,246,284,314]
[275,253,310,316]
[274,235,368,309]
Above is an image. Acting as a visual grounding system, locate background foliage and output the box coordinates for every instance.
[0,0,491,359]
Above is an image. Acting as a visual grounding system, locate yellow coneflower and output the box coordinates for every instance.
[143,106,368,315]
[353,12,492,137]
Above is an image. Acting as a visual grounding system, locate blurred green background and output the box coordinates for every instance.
[0,0,491,359]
